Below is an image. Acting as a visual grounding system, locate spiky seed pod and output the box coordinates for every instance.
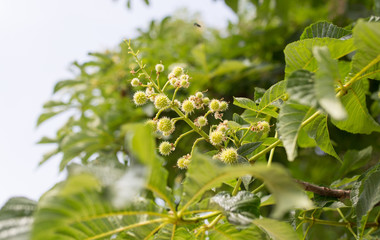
[257,121,270,133]
[146,119,157,132]
[157,117,174,133]
[202,97,210,105]
[131,78,140,87]
[219,101,228,111]
[217,123,228,133]
[209,99,221,112]
[170,78,178,86]
[177,155,191,169]
[210,130,224,145]
[195,116,208,127]
[133,91,147,106]
[195,92,203,99]
[154,94,170,110]
[168,72,176,80]
[180,74,189,81]
[172,66,184,77]
[155,64,164,73]
[219,148,238,164]
[180,79,189,88]
[182,100,195,114]
[173,100,181,108]
[159,141,174,156]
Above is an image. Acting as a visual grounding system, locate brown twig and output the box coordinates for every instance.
[295,179,351,199]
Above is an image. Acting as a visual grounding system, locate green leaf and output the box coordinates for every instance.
[36,110,66,126]
[237,142,263,157]
[284,38,355,77]
[154,225,196,240]
[252,218,300,240]
[180,153,312,218]
[331,81,380,134]
[234,97,278,118]
[336,146,372,179]
[350,21,380,81]
[124,124,175,213]
[356,171,380,236]
[208,223,263,240]
[210,191,260,225]
[277,103,313,161]
[257,80,286,117]
[0,197,37,240]
[300,21,351,40]
[233,97,258,111]
[42,100,68,108]
[302,112,341,161]
[223,0,239,13]
[53,79,84,93]
[286,70,317,107]
[31,174,165,240]
[313,46,347,120]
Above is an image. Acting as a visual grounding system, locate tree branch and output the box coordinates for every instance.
[295,180,351,199]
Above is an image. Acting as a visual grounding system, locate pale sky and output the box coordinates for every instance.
[0,0,235,206]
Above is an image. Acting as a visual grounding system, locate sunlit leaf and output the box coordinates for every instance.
[356,171,380,237]
[300,21,351,40]
[284,38,355,77]
[180,153,312,218]
[210,191,260,225]
[331,81,380,134]
[252,218,300,240]
[313,46,347,120]
[0,197,36,240]
[208,223,264,240]
[277,103,312,161]
[350,21,380,81]
[31,174,165,240]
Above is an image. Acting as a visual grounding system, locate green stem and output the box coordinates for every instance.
[232,178,242,196]
[174,130,195,147]
[238,127,251,145]
[182,211,221,222]
[172,88,179,104]
[190,138,205,157]
[343,54,380,89]
[267,131,278,166]
[162,80,170,92]
[248,139,281,162]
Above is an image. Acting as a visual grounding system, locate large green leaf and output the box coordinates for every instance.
[302,112,341,161]
[277,103,312,161]
[356,171,380,236]
[300,21,351,40]
[124,124,175,213]
[257,80,287,117]
[331,81,380,134]
[336,146,372,179]
[350,21,380,81]
[0,197,37,240]
[284,38,355,77]
[31,174,166,240]
[286,70,317,107]
[154,225,196,240]
[179,153,312,218]
[313,46,347,120]
[36,110,66,127]
[234,97,278,118]
[210,191,260,225]
[208,223,264,240]
[252,218,300,240]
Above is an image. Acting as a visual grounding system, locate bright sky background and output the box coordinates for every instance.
[0,0,235,206]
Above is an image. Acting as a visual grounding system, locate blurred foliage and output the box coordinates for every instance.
[0,0,378,239]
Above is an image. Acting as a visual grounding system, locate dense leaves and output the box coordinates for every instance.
[4,1,380,239]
